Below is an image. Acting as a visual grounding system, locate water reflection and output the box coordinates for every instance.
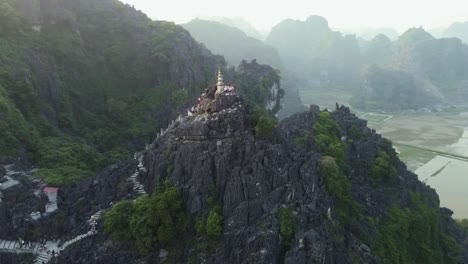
[415,155,468,219]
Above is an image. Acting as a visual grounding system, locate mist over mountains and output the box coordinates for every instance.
[188,15,468,111]
[1,1,468,263]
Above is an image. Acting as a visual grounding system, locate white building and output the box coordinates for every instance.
[216,69,224,94]
[44,187,59,213]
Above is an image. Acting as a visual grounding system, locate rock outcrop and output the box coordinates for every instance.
[41,95,468,263]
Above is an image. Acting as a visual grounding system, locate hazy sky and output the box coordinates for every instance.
[120,0,468,32]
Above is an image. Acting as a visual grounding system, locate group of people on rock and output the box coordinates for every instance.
[188,81,237,116]
[223,82,236,95]
[195,82,236,105]
[39,238,47,251]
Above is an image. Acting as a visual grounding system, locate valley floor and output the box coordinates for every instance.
[300,88,468,218]
[363,112,468,219]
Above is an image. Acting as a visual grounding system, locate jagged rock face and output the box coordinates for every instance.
[0,161,135,243]
[137,99,466,263]
[137,99,375,263]
[47,98,466,264]
[236,59,282,114]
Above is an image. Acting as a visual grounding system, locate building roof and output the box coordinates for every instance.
[43,187,59,193]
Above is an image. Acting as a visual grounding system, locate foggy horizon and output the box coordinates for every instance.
[120,0,468,34]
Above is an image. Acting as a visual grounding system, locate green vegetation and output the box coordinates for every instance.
[348,125,363,139]
[278,207,297,242]
[370,151,398,185]
[0,0,220,186]
[373,193,462,264]
[205,206,223,238]
[294,130,311,146]
[236,59,283,115]
[255,113,278,139]
[313,111,362,227]
[104,181,189,254]
[103,200,134,240]
[321,157,362,226]
[456,219,468,232]
[313,112,345,168]
[197,185,223,239]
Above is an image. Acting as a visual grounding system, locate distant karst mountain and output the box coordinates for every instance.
[183,19,281,67]
[199,16,267,41]
[183,18,306,118]
[0,2,467,264]
[266,15,362,101]
[352,27,468,110]
[358,27,399,41]
[443,21,468,44]
[266,17,468,111]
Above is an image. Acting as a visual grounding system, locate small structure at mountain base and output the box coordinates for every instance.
[44,187,59,213]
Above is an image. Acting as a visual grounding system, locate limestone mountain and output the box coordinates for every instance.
[266,15,362,91]
[443,21,468,44]
[0,0,295,188]
[349,65,443,111]
[352,27,468,110]
[358,27,399,41]
[30,94,465,263]
[266,17,468,111]
[363,34,395,67]
[183,18,306,119]
[183,19,281,68]
[397,27,435,48]
[0,0,226,185]
[198,16,267,41]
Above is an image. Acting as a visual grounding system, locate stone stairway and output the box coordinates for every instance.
[128,155,147,196]
[2,153,148,263]
[0,240,19,252]
[32,210,103,264]
[34,251,51,264]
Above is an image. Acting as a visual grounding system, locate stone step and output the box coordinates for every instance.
[8,241,16,249]
[35,254,50,264]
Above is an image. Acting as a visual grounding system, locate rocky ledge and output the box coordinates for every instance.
[13,95,467,264]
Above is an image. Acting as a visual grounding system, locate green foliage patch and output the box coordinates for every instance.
[197,185,223,239]
[370,150,397,185]
[205,206,223,238]
[313,112,345,168]
[348,125,363,139]
[279,207,297,242]
[104,181,189,254]
[321,156,362,226]
[0,1,220,187]
[255,113,278,139]
[373,193,462,264]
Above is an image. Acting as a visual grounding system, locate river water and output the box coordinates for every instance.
[445,128,468,156]
[415,127,468,219]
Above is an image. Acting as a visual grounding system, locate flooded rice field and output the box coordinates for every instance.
[415,155,468,219]
[367,113,468,219]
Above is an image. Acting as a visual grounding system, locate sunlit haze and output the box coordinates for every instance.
[120,0,468,33]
